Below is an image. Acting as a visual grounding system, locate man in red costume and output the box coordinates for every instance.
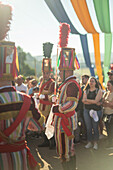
[38,42,55,148]
[52,23,82,170]
[0,4,43,169]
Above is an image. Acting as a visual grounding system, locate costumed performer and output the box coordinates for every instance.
[52,23,82,170]
[0,3,44,169]
[38,42,55,148]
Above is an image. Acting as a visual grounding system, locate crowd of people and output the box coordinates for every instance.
[6,68,113,170]
[0,12,113,169]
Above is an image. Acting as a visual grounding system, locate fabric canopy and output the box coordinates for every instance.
[44,0,113,86]
[44,0,95,76]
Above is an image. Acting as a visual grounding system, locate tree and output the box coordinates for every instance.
[17,46,35,76]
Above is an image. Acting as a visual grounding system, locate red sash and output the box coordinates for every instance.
[39,99,52,105]
[0,94,31,143]
[39,79,53,94]
[55,111,75,138]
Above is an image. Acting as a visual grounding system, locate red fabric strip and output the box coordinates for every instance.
[0,140,26,153]
[0,94,31,142]
[55,110,75,137]
[39,79,53,94]
[39,99,52,105]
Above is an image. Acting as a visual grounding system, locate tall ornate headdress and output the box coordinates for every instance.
[42,42,53,72]
[0,3,19,81]
[57,23,80,71]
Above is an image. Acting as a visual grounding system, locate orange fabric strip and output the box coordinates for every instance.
[70,0,97,33]
[92,34,103,85]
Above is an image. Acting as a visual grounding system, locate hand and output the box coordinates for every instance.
[52,95,57,103]
[39,94,45,99]
[52,105,59,113]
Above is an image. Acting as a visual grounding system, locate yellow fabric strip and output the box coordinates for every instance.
[71,0,103,84]
[66,97,78,102]
[92,33,103,85]
[70,0,97,33]
[0,111,32,120]
[0,101,23,106]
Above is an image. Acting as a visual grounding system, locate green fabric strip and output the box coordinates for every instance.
[57,54,61,67]
[104,33,112,85]
[6,64,10,73]
[93,0,111,33]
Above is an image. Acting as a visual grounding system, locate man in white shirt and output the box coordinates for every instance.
[15,75,27,93]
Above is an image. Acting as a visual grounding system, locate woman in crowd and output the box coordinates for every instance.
[82,77,102,150]
[103,80,113,148]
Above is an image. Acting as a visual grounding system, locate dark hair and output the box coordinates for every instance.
[107,80,113,86]
[82,75,89,79]
[83,76,99,91]
[33,86,39,91]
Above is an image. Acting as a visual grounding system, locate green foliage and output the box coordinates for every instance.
[17,46,35,76]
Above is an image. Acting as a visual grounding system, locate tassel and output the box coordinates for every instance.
[26,146,39,169]
[74,55,80,69]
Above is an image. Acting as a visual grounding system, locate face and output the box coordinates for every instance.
[16,77,23,85]
[108,74,113,80]
[82,76,88,85]
[89,78,96,88]
[43,72,50,80]
[107,82,113,91]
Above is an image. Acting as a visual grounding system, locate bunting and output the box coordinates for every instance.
[44,0,113,86]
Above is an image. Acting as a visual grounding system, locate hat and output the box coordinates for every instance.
[57,23,80,71]
[107,70,113,75]
[0,41,19,81]
[89,110,99,122]
[42,42,53,72]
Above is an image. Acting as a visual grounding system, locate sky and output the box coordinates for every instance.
[1,0,106,58]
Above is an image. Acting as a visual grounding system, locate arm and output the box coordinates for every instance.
[53,82,79,114]
[59,82,79,113]
[103,92,113,109]
[84,89,102,104]
[82,90,91,104]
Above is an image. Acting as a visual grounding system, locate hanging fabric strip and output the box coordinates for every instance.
[104,33,112,85]
[70,0,97,33]
[80,34,95,76]
[44,0,94,75]
[93,0,111,85]
[92,33,103,85]
[93,0,111,33]
[70,0,103,82]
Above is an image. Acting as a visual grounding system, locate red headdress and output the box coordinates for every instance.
[57,23,80,71]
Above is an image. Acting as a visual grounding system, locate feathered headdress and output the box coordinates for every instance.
[42,42,53,72]
[0,2,12,40]
[57,23,80,70]
[58,23,70,48]
[0,3,19,81]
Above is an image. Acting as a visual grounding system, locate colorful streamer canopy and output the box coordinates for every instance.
[44,0,113,86]
[44,0,95,76]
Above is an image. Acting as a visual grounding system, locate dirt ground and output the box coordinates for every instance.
[26,133,113,170]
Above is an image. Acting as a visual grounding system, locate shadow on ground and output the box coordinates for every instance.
[26,135,113,170]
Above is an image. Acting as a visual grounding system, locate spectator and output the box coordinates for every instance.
[107,70,113,81]
[103,80,113,148]
[28,79,38,96]
[15,75,27,93]
[82,77,102,150]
